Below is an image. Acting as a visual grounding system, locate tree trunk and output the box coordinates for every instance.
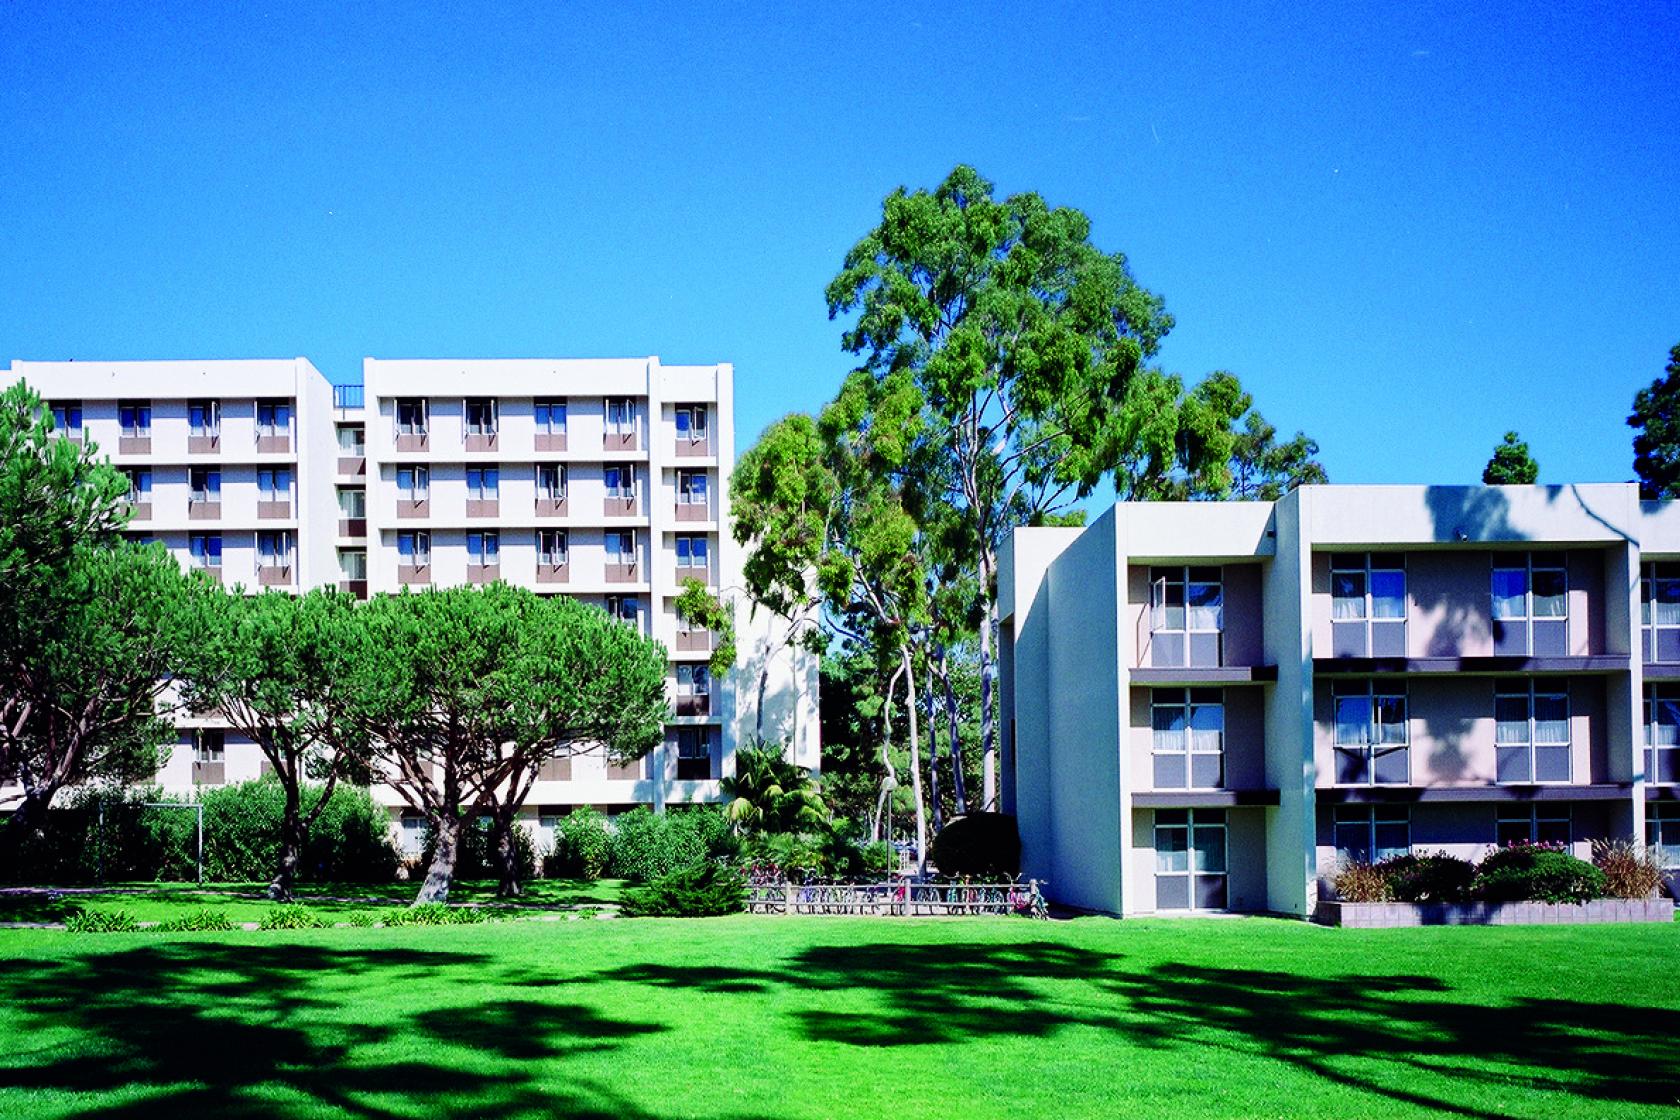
[978,550,998,810]
[940,649,969,815]
[901,646,928,878]
[268,781,305,902]
[0,788,52,876]
[415,813,462,904]
[490,804,523,898]
[925,656,942,834]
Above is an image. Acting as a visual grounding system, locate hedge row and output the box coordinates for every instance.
[1334,842,1642,904]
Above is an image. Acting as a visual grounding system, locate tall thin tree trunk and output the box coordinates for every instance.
[901,645,928,878]
[925,655,942,834]
[415,812,462,904]
[269,780,305,902]
[979,549,998,810]
[871,661,904,846]
[940,649,969,815]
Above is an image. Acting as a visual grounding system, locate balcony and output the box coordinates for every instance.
[537,756,572,782]
[256,433,291,454]
[676,629,713,654]
[398,564,431,586]
[536,563,570,584]
[258,564,293,588]
[675,695,711,717]
[339,579,368,600]
[124,501,152,522]
[188,500,221,521]
[191,760,225,786]
[675,436,712,458]
[465,432,498,452]
[607,755,646,780]
[333,385,364,409]
[604,495,638,517]
[466,499,499,518]
[338,456,366,477]
[604,561,639,583]
[395,431,429,452]
[536,432,568,452]
[119,435,151,454]
[338,518,367,537]
[467,564,499,584]
[258,500,291,520]
[194,565,223,585]
[397,499,429,519]
[604,430,638,452]
[536,496,568,517]
[675,501,710,523]
[188,433,220,453]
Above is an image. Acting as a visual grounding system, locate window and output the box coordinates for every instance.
[675,535,709,570]
[1333,805,1410,864]
[676,728,711,779]
[675,405,708,442]
[466,467,499,501]
[537,464,567,499]
[1492,553,1568,656]
[677,664,711,698]
[257,531,292,568]
[468,531,500,567]
[676,470,709,506]
[1149,566,1223,667]
[1150,688,1224,789]
[1496,805,1571,847]
[538,529,569,566]
[399,814,425,856]
[607,530,636,566]
[1649,802,1680,869]
[1644,684,1680,784]
[605,397,634,435]
[336,424,365,455]
[118,401,152,436]
[1154,809,1226,911]
[606,595,640,624]
[189,467,221,504]
[396,466,430,501]
[1332,681,1409,784]
[193,728,225,763]
[1641,561,1680,663]
[1330,553,1406,657]
[397,531,431,566]
[464,397,498,436]
[49,400,82,435]
[338,487,366,518]
[189,533,222,569]
[1494,678,1570,782]
[258,469,291,500]
[256,400,291,435]
[395,398,428,436]
[604,466,634,500]
[188,399,220,437]
[122,468,152,503]
[339,549,367,580]
[535,399,567,434]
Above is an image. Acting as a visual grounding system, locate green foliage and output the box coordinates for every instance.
[1378,853,1476,903]
[420,817,537,883]
[721,744,827,835]
[619,862,746,918]
[2,786,198,884]
[259,904,327,930]
[673,578,737,677]
[345,911,380,928]
[608,806,736,884]
[929,813,1021,879]
[1592,839,1666,899]
[1483,431,1540,485]
[386,902,486,926]
[1473,847,1607,903]
[64,908,140,933]
[548,807,612,881]
[155,909,236,933]
[200,779,398,884]
[1629,343,1680,499]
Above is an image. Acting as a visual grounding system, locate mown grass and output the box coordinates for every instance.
[0,915,1676,1118]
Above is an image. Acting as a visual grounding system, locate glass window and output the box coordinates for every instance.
[189,468,221,501]
[50,401,82,433]
[607,595,640,623]
[1154,809,1226,911]
[678,664,711,696]
[537,464,566,498]
[338,549,367,580]
[118,402,152,435]
[676,536,709,568]
[606,398,634,432]
[607,531,636,562]
[397,531,431,565]
[1332,681,1408,785]
[338,488,366,518]
[464,398,497,435]
[256,401,290,434]
[122,468,152,499]
[1150,688,1224,790]
[467,468,499,500]
[535,399,568,433]
[258,531,292,567]
[1643,562,1680,663]
[1494,679,1571,783]
[1493,553,1570,655]
[395,398,428,435]
[189,399,219,435]
[258,469,291,499]
[1330,554,1406,656]
[1644,684,1680,784]
[1648,803,1680,869]
[1497,805,1571,847]
[1333,805,1410,864]
[605,466,635,498]
[678,471,709,503]
[194,728,225,763]
[189,533,221,567]
[539,530,569,565]
[468,532,499,564]
[676,405,708,439]
[337,424,365,455]
[396,466,429,500]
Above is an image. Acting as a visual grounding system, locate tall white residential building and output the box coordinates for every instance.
[3,357,819,850]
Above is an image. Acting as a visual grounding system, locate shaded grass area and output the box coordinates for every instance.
[0,916,1676,1118]
[0,879,625,925]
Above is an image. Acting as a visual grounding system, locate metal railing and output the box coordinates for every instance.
[333,384,365,409]
[746,880,1047,918]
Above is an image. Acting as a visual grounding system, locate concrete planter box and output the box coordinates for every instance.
[1316,898,1675,928]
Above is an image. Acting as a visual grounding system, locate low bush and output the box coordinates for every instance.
[620,862,746,917]
[260,904,327,930]
[385,903,487,926]
[156,908,236,932]
[1473,848,1606,903]
[929,814,1021,879]
[1379,852,1476,903]
[65,908,141,933]
[1332,860,1392,903]
[547,807,612,880]
[1591,838,1666,899]
[345,911,380,928]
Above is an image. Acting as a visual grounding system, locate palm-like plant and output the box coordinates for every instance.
[721,744,829,836]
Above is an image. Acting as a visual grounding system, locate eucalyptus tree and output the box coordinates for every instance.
[1630,343,1680,500]
[1142,371,1327,501]
[826,164,1191,808]
[358,586,667,903]
[186,588,372,900]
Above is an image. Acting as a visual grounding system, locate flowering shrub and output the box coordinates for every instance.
[1378,852,1476,903]
[1473,848,1606,903]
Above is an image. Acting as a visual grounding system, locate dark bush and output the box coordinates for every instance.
[929,813,1021,879]
[1332,860,1391,903]
[1473,847,1606,903]
[1591,838,1666,899]
[65,908,140,933]
[1378,852,1476,903]
[4,786,197,884]
[547,807,612,880]
[620,862,746,917]
[420,817,537,883]
[201,779,398,884]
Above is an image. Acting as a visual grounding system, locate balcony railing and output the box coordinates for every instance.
[467,563,499,584]
[258,564,293,588]
[675,695,711,717]
[537,562,570,584]
[258,500,292,520]
[536,496,569,517]
[466,499,499,518]
[333,384,365,410]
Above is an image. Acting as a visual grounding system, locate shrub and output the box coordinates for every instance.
[609,807,708,883]
[1332,860,1391,903]
[65,908,140,933]
[548,808,613,880]
[156,908,236,932]
[346,911,380,927]
[4,786,198,884]
[1591,838,1666,899]
[859,841,895,878]
[200,779,399,884]
[1379,852,1476,903]
[1473,840,1566,877]
[260,904,327,930]
[1473,848,1606,903]
[420,817,537,883]
[746,832,826,883]
[620,862,746,917]
[929,814,1021,880]
[385,903,486,926]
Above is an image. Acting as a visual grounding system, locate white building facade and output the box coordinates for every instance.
[4,357,819,852]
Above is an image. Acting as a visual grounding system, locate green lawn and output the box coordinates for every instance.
[0,916,1675,1119]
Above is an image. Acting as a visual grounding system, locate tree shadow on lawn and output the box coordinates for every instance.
[603,940,1680,1118]
[0,942,690,1120]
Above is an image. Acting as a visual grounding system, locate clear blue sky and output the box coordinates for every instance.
[2,2,1675,486]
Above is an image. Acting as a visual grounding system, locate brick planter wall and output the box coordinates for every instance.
[1316,898,1676,928]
